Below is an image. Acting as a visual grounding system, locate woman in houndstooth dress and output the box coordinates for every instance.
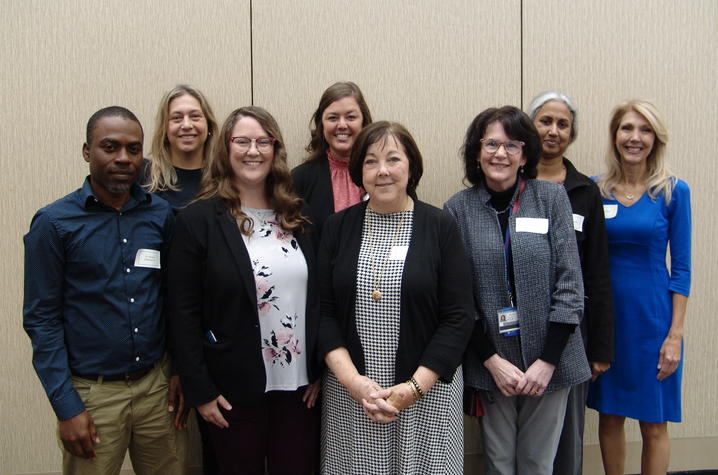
[317,121,474,474]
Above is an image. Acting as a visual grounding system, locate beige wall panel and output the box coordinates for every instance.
[523,0,718,465]
[252,0,522,208]
[0,1,251,472]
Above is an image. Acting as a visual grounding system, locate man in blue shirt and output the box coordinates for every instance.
[23,106,183,473]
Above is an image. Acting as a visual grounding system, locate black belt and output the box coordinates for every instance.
[73,364,154,382]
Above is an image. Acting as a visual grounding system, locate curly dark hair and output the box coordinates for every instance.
[461,106,541,187]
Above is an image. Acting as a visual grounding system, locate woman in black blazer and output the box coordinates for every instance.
[291,81,373,234]
[168,106,320,474]
[318,121,474,474]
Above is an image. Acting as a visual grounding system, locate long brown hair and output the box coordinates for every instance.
[304,81,373,163]
[195,106,308,234]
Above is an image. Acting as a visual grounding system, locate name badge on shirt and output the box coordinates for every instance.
[603,204,618,219]
[573,213,585,232]
[515,217,548,234]
[134,249,161,269]
[497,307,520,336]
[389,245,409,261]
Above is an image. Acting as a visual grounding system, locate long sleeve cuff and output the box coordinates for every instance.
[473,324,498,363]
[540,322,576,366]
[52,389,85,421]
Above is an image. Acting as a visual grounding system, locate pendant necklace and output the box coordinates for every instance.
[365,207,407,301]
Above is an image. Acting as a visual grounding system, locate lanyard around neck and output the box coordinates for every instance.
[501,179,525,307]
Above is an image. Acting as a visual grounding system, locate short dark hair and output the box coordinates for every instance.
[349,121,423,195]
[461,106,541,187]
[304,81,373,163]
[86,106,143,144]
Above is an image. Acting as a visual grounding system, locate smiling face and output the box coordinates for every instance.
[615,109,656,167]
[322,96,363,160]
[478,121,527,192]
[166,94,208,159]
[362,134,410,213]
[83,115,143,204]
[533,100,573,161]
[229,116,274,193]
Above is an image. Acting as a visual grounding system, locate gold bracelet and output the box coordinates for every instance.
[408,378,424,401]
[406,380,420,402]
[410,377,424,399]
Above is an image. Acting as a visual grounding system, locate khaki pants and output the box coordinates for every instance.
[59,355,186,475]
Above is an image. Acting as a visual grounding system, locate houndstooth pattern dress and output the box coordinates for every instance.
[321,208,464,475]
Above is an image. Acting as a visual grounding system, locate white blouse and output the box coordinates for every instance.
[240,207,309,392]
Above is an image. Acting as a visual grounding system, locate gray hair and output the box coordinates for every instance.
[527,90,578,142]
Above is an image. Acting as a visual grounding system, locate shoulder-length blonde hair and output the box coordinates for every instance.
[146,84,218,192]
[195,106,308,235]
[598,100,675,204]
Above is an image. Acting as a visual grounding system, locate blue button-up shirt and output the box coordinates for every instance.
[23,177,174,420]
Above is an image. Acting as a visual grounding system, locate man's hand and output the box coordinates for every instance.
[59,411,99,459]
[167,375,188,429]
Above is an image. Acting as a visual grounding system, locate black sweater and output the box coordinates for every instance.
[317,200,474,383]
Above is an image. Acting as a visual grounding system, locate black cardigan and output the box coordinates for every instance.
[317,200,474,383]
[563,158,615,363]
[167,197,320,408]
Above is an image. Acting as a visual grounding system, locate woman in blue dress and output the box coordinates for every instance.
[587,100,691,475]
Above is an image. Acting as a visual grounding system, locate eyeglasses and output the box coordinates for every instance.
[480,138,525,157]
[229,136,276,153]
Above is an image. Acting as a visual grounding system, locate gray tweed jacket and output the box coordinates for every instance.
[444,179,591,393]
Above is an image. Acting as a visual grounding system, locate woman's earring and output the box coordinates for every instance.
[520,166,525,175]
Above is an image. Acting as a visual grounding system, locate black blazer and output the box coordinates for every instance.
[318,200,474,384]
[167,197,320,408]
[291,158,334,236]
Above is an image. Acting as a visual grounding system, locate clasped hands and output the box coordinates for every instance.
[347,375,415,424]
[484,354,555,397]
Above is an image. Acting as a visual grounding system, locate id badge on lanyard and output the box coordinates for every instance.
[497,179,524,338]
[498,306,520,336]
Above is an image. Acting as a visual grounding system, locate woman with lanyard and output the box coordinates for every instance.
[445,106,589,475]
[528,91,614,475]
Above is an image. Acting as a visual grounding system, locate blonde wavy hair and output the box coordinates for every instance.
[598,100,675,204]
[195,106,308,235]
[146,84,218,192]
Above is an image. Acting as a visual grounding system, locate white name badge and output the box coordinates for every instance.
[515,217,548,234]
[603,204,618,219]
[573,213,585,232]
[134,249,161,269]
[389,245,409,261]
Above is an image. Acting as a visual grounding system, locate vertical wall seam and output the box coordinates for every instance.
[250,0,254,105]
[520,0,524,108]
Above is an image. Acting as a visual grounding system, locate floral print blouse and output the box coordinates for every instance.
[240,207,309,391]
